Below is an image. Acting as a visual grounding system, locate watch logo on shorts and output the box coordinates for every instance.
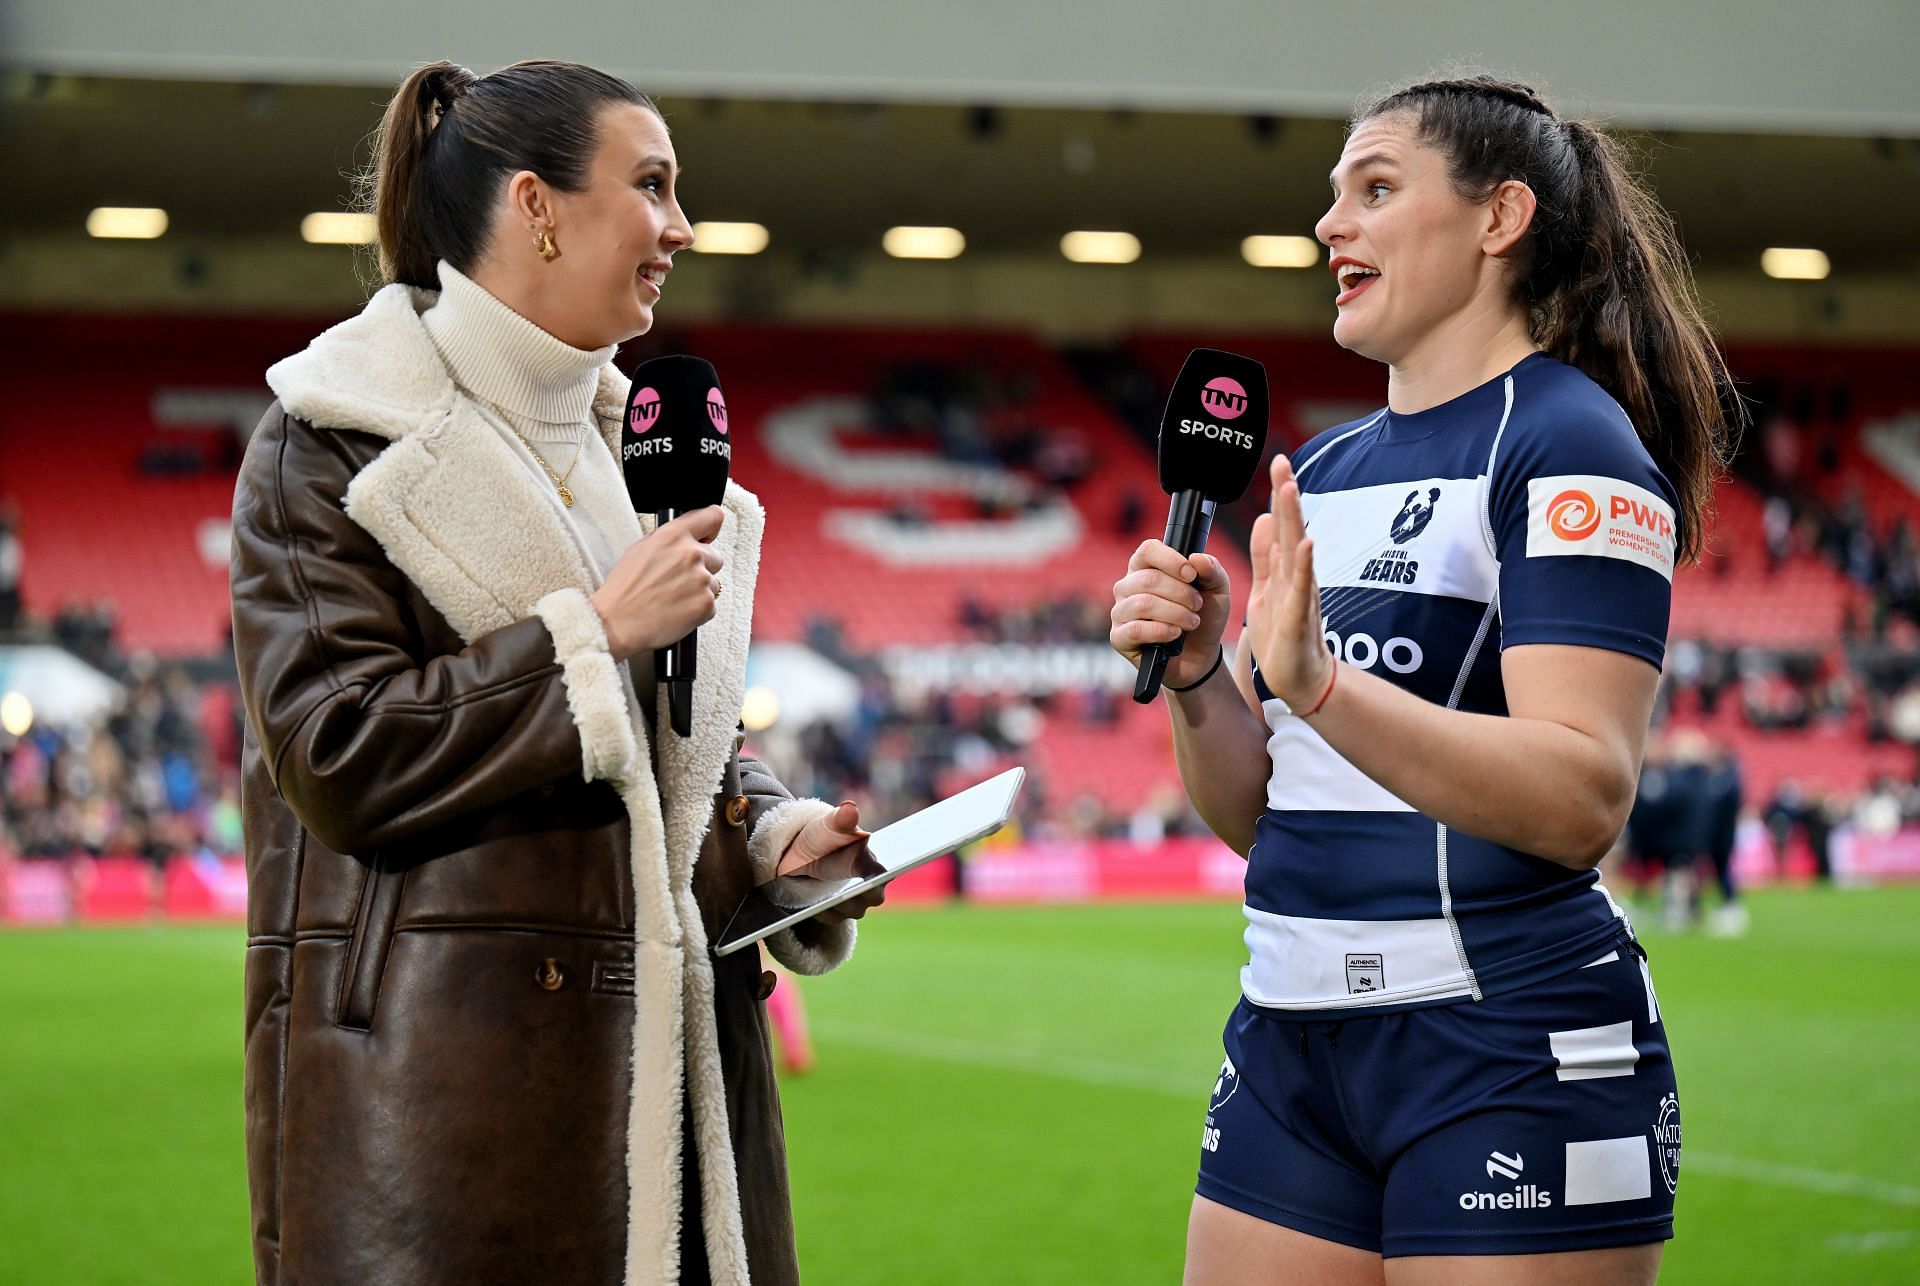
[1459,1150,1554,1210]
[1346,954,1385,994]
[1653,1092,1682,1194]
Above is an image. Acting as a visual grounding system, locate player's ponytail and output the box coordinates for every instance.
[360,59,657,291]
[1357,75,1737,564]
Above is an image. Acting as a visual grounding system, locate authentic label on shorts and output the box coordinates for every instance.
[1525,475,1676,581]
[1346,954,1385,994]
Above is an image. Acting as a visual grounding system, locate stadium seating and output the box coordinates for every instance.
[0,312,322,656]
[4,313,1915,812]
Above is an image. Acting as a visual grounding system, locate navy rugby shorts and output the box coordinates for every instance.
[1195,946,1680,1257]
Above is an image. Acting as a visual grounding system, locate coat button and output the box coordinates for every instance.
[536,958,567,991]
[759,970,778,1000]
[726,795,751,828]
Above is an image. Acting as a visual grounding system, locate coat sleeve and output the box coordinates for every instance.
[739,753,856,974]
[231,409,634,856]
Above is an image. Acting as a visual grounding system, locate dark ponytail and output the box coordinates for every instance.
[361,59,657,291]
[1356,75,1736,564]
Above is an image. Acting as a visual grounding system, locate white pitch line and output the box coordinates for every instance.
[1683,1153,1920,1209]
[1829,1231,1920,1254]
[817,1021,1920,1210]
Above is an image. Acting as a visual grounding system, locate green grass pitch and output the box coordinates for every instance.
[1,888,1916,1283]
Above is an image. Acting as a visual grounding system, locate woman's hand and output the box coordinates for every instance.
[1109,541,1232,689]
[1247,455,1335,710]
[589,506,726,662]
[775,801,887,923]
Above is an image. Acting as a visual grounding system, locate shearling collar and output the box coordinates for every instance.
[266,281,635,457]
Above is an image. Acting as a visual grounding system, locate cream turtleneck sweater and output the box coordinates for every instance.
[422,261,633,582]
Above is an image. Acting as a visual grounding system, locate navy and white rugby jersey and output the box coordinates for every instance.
[1243,351,1678,1013]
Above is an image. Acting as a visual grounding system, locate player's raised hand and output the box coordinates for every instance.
[1247,455,1335,711]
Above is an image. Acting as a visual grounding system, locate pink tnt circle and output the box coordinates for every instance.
[1201,376,1248,421]
[707,388,729,435]
[630,388,661,432]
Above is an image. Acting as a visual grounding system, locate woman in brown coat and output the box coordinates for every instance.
[231,59,877,1285]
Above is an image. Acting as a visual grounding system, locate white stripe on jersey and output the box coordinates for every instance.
[1300,476,1498,604]
[1262,702,1416,813]
[1238,907,1478,1008]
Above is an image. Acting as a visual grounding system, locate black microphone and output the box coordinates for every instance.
[622,355,733,737]
[1133,348,1270,704]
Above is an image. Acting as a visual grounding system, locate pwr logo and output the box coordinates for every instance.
[1200,376,1248,420]
[1611,493,1672,541]
[630,387,661,432]
[1547,489,1601,541]
[1526,475,1677,581]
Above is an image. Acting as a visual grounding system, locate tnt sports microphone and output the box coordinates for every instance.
[622,354,733,737]
[1133,348,1269,704]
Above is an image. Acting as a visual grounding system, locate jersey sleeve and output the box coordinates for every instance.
[1488,402,1678,669]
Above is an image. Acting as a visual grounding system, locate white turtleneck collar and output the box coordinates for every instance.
[422,260,614,427]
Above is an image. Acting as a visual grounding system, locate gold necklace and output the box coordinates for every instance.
[505,423,589,508]
[464,393,583,510]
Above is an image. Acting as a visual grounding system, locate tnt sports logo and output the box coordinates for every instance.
[1653,1093,1682,1195]
[630,387,661,433]
[1390,487,1442,544]
[1526,475,1677,581]
[1200,376,1248,420]
[706,388,729,434]
[1547,489,1602,541]
[1459,1150,1554,1211]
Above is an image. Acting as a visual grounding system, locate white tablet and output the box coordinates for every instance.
[713,766,1025,957]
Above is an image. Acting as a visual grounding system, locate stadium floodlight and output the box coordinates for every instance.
[301,212,377,245]
[1061,230,1141,264]
[86,207,168,239]
[883,226,966,260]
[1761,247,1831,280]
[1241,235,1320,268]
[691,221,770,255]
[0,691,31,737]
[740,686,781,732]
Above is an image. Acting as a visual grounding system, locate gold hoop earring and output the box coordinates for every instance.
[535,230,557,261]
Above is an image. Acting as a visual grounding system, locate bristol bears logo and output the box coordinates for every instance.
[1209,1054,1241,1113]
[1202,1054,1238,1154]
[1391,487,1442,544]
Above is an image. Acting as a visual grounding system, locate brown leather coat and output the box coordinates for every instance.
[234,286,849,1285]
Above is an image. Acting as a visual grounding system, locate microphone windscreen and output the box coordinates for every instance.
[1156,348,1269,501]
[622,355,732,513]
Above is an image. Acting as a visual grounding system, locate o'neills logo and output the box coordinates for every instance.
[1459,1151,1553,1211]
[1200,376,1248,421]
[706,388,729,434]
[630,387,661,433]
[1547,489,1601,541]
